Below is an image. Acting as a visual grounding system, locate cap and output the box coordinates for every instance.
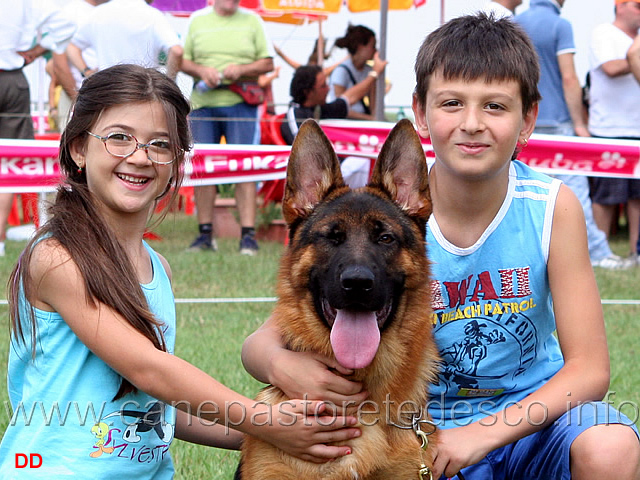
[616,0,640,4]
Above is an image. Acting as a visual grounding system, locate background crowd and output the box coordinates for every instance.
[1,0,640,262]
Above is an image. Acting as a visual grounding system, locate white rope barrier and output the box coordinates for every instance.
[601,299,640,305]
[175,297,277,304]
[177,298,640,305]
[2,297,639,306]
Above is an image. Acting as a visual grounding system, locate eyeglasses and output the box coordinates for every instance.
[86,131,176,165]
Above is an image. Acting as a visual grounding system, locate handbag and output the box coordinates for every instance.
[227,82,265,106]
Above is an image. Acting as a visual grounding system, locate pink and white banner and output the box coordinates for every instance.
[187,144,291,186]
[1,120,640,193]
[0,139,61,193]
[0,140,292,193]
[320,120,640,179]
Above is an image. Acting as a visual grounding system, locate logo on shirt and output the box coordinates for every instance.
[430,267,539,396]
[88,401,173,464]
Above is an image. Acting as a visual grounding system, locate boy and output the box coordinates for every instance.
[241,14,640,479]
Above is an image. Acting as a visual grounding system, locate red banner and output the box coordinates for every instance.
[319,120,640,179]
[2,121,640,193]
[0,139,61,193]
[0,140,292,193]
[187,144,290,185]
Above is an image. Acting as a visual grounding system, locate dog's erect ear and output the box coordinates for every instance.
[368,119,431,222]
[282,119,346,225]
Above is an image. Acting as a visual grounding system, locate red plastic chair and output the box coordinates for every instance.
[258,113,287,207]
[34,132,61,141]
[8,193,40,227]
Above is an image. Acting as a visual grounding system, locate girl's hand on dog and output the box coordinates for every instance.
[256,400,362,463]
[271,350,369,412]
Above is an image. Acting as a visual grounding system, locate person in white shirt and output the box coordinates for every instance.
[67,0,183,80]
[629,32,640,81]
[0,0,76,256]
[480,0,522,18]
[53,0,103,130]
[588,0,640,262]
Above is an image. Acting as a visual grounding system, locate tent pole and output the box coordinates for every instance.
[317,18,324,66]
[376,0,389,121]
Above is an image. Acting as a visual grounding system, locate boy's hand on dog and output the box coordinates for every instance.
[432,423,492,478]
[256,400,361,463]
[271,349,369,412]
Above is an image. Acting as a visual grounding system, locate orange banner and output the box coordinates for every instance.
[263,0,342,14]
[347,0,413,12]
[262,0,413,13]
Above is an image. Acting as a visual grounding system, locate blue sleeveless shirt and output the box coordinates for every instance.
[427,161,564,428]
[0,241,177,478]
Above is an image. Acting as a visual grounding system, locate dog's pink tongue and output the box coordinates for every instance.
[330,310,380,370]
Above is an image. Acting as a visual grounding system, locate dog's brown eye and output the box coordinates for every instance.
[379,233,394,244]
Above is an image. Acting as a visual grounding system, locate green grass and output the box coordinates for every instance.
[0,212,639,479]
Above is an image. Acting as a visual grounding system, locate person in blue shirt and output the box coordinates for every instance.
[516,0,634,270]
[0,64,359,478]
[241,14,640,480]
[327,24,379,120]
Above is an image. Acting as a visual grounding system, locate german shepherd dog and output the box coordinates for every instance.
[240,119,439,479]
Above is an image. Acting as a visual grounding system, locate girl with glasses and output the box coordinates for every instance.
[0,63,359,478]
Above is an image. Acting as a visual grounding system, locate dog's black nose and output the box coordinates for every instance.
[340,266,375,292]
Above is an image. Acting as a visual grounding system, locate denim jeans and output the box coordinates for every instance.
[437,402,638,480]
[189,103,260,145]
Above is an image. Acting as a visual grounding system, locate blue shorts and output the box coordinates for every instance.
[190,103,260,145]
[439,402,639,480]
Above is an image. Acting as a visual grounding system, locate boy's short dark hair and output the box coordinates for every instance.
[414,13,541,114]
[290,65,322,105]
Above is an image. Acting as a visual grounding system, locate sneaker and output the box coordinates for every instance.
[0,241,4,257]
[239,232,259,256]
[187,234,218,252]
[591,254,635,270]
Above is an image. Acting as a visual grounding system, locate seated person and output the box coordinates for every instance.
[280,52,387,144]
[327,24,379,120]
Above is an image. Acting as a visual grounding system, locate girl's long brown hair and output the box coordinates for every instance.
[8,64,192,400]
